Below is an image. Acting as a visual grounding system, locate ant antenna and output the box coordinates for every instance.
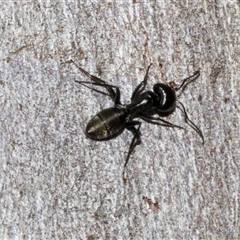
[175,70,200,92]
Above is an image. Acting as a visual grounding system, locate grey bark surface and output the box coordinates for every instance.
[0,1,240,239]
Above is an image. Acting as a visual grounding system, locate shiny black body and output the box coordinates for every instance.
[69,60,203,168]
[86,107,127,140]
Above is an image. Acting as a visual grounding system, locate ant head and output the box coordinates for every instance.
[153,83,176,115]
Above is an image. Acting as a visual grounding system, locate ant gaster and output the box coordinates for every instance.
[68,60,204,168]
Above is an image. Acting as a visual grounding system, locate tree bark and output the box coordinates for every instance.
[0,1,240,239]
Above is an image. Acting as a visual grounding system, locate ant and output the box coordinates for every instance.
[68,60,204,168]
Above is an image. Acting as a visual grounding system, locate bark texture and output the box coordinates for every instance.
[0,1,240,239]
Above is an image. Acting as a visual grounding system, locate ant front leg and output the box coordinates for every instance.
[68,60,121,105]
[124,121,142,168]
[138,113,184,129]
[177,101,204,143]
[131,64,152,101]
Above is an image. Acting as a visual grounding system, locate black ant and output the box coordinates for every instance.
[68,60,204,168]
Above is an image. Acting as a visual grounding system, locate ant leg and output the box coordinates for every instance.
[75,80,121,105]
[124,121,142,168]
[175,70,200,92]
[131,64,152,101]
[138,113,184,129]
[177,101,204,143]
[67,60,120,104]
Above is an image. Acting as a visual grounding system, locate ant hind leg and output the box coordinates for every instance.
[68,60,121,104]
